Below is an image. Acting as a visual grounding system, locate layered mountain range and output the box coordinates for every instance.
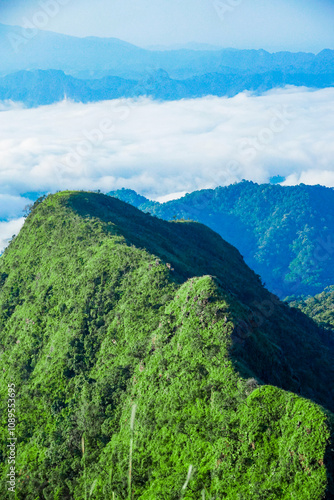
[1,67,334,107]
[1,23,333,79]
[0,23,333,106]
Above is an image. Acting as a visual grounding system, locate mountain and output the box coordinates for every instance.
[0,23,333,106]
[0,70,137,106]
[1,23,334,81]
[0,191,333,498]
[146,42,226,51]
[0,23,147,79]
[1,67,334,107]
[290,287,334,331]
[108,182,334,299]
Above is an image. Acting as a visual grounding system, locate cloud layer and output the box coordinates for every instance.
[0,87,334,225]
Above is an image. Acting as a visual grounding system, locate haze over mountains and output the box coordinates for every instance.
[1,23,334,79]
[0,23,334,106]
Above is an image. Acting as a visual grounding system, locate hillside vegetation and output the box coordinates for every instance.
[290,287,334,331]
[0,191,333,499]
[109,182,334,298]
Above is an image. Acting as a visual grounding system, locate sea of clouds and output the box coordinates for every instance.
[0,86,334,251]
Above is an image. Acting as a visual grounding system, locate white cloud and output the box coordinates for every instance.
[0,87,333,219]
[0,218,25,254]
[282,169,334,187]
[0,194,33,220]
[154,191,188,203]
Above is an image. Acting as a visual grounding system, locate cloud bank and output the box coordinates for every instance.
[0,87,333,226]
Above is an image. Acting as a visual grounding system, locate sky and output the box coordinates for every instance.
[0,0,333,52]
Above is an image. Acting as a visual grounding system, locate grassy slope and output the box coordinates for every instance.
[0,191,333,499]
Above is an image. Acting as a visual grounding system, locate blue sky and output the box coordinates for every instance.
[0,0,334,52]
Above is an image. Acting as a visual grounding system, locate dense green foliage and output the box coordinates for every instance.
[0,191,333,499]
[109,182,334,298]
[290,287,334,331]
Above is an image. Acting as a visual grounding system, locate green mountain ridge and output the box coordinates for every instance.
[0,191,333,499]
[108,182,334,299]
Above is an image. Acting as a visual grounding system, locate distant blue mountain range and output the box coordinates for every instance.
[0,67,333,107]
[0,23,333,105]
[1,23,334,80]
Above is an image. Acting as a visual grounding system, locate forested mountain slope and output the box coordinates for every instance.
[290,287,334,331]
[109,182,334,298]
[0,191,333,499]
